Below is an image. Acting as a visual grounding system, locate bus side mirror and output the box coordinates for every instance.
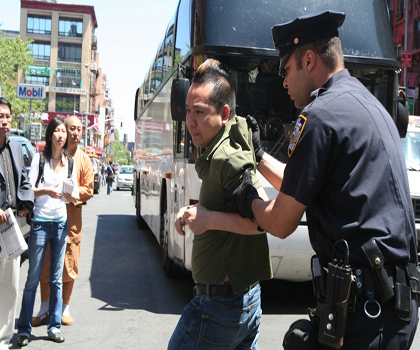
[396,92,409,138]
[134,87,140,121]
[171,78,190,122]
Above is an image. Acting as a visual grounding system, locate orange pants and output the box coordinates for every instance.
[40,205,82,305]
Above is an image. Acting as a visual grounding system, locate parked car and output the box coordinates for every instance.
[401,125,420,248]
[116,165,134,191]
[8,135,35,239]
[112,163,120,174]
[89,156,100,194]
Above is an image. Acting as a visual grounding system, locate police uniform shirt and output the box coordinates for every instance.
[281,69,417,267]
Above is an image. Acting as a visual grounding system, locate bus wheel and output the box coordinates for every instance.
[161,210,181,278]
[136,185,147,229]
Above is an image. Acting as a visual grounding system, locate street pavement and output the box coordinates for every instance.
[10,184,420,349]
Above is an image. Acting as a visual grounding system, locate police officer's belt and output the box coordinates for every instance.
[352,263,420,299]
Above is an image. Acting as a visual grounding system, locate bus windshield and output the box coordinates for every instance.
[216,55,395,163]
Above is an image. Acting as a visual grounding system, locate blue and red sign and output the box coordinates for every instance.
[17,84,46,100]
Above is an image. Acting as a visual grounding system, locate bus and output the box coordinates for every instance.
[133,0,408,280]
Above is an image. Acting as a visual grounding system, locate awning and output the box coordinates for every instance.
[27,66,50,77]
[55,67,80,75]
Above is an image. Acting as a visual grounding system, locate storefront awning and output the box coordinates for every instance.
[27,66,50,77]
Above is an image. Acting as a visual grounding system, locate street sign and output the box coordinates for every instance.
[31,122,42,141]
[402,51,412,68]
[17,84,46,100]
[407,73,418,87]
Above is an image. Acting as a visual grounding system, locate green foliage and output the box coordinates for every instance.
[112,138,133,165]
[0,31,46,120]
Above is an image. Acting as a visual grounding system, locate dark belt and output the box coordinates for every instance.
[194,282,258,297]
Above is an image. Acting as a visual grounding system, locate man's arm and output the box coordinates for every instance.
[76,154,94,204]
[175,186,268,236]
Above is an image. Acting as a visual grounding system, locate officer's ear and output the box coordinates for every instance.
[304,49,316,73]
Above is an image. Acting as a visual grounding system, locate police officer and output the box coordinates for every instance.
[230,10,418,350]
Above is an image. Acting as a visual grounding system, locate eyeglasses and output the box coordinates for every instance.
[0,113,12,121]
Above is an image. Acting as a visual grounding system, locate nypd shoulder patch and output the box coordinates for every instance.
[288,115,307,157]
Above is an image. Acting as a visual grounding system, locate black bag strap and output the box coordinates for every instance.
[35,152,45,188]
[68,157,74,179]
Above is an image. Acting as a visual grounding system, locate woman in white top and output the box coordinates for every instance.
[17,117,79,346]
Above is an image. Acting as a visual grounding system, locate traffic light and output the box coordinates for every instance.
[99,134,102,140]
[120,121,123,128]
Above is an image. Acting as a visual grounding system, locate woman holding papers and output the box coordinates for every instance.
[16,117,79,346]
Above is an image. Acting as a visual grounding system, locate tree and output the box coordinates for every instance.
[0,30,46,125]
[110,129,132,165]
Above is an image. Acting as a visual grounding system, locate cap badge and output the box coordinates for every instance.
[294,37,299,45]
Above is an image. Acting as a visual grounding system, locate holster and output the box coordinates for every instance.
[395,265,412,321]
[361,238,394,303]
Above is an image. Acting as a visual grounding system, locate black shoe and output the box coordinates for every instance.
[17,335,29,347]
[48,332,65,343]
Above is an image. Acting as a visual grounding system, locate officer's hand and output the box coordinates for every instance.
[183,204,209,235]
[232,168,261,221]
[246,115,265,164]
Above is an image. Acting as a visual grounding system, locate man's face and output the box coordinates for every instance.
[186,82,229,148]
[0,105,12,139]
[282,52,312,109]
[67,116,83,146]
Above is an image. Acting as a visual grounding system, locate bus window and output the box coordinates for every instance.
[175,0,191,64]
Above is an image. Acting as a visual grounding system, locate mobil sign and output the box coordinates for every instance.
[17,83,46,100]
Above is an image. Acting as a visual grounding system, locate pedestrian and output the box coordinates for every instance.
[0,97,34,350]
[106,160,115,195]
[16,116,79,346]
[169,59,272,349]
[101,162,106,186]
[229,10,418,349]
[32,115,94,327]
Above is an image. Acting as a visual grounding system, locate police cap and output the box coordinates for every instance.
[272,10,345,75]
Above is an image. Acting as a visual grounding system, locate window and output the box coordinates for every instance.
[397,0,404,20]
[27,15,51,35]
[58,44,82,63]
[25,76,49,85]
[397,44,402,63]
[56,69,81,88]
[175,0,191,63]
[59,18,83,37]
[56,94,79,113]
[29,42,51,60]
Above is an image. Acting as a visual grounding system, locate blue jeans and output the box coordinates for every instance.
[107,181,113,195]
[17,220,68,337]
[168,283,262,350]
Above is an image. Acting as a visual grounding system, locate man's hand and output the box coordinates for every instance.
[175,204,210,236]
[0,209,9,225]
[17,205,29,218]
[232,168,261,221]
[246,115,265,164]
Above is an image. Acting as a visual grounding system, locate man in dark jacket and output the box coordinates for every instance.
[0,97,34,349]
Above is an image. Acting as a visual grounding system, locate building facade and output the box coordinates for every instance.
[390,0,420,115]
[18,0,110,151]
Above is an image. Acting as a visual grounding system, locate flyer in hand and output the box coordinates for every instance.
[0,208,28,260]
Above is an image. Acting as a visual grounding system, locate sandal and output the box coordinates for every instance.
[48,332,65,343]
[17,335,29,347]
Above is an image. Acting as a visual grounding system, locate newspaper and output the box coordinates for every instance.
[62,178,75,204]
[0,208,28,260]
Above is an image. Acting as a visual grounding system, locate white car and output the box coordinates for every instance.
[401,126,420,246]
[116,165,134,191]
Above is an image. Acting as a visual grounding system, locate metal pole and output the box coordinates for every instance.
[28,99,32,142]
[404,0,409,90]
[85,91,88,148]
